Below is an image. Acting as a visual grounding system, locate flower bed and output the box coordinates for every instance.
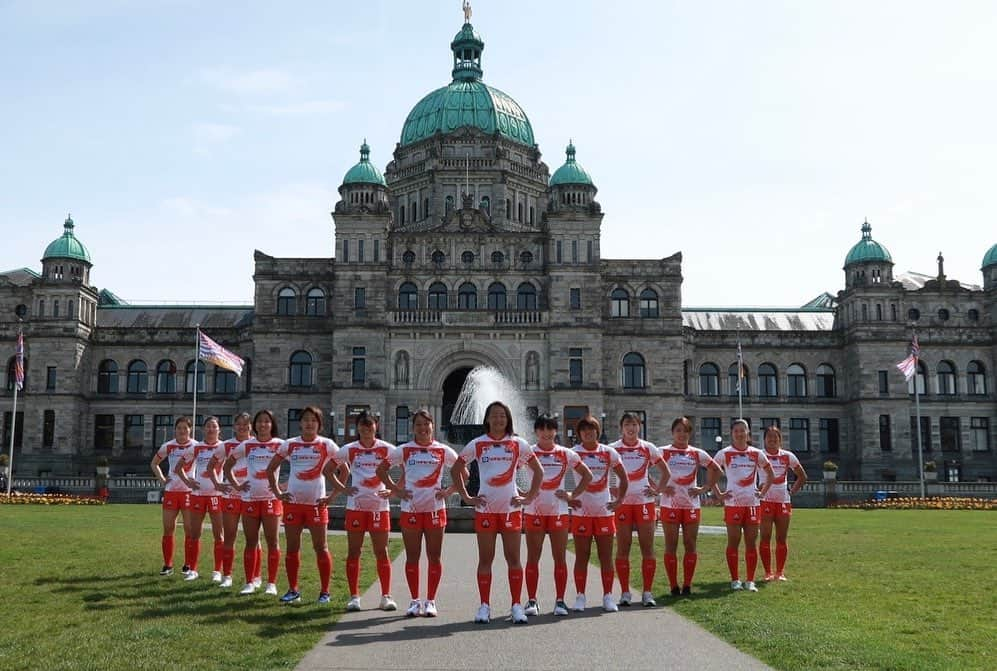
[833,496,996,511]
[0,492,107,505]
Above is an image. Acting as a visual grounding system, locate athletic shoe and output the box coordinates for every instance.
[764,573,776,582]
[238,582,257,595]
[380,595,398,611]
[553,600,569,616]
[681,586,692,596]
[776,573,788,582]
[572,594,586,612]
[405,599,422,617]
[183,570,199,582]
[670,586,681,597]
[474,603,491,624]
[211,571,222,583]
[423,600,438,617]
[219,576,233,588]
[317,592,331,604]
[346,596,362,612]
[642,592,657,607]
[618,591,632,607]
[280,590,301,604]
[264,582,278,596]
[159,566,173,576]
[602,594,619,612]
[730,580,743,591]
[745,581,758,593]
[510,603,528,624]
[251,577,262,588]
[181,564,191,576]
[524,599,539,617]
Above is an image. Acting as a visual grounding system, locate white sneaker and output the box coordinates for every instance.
[211,571,222,583]
[380,595,398,611]
[618,591,632,607]
[264,582,278,596]
[346,596,362,611]
[731,580,743,591]
[474,603,491,624]
[572,594,586,612]
[510,603,528,624]
[405,599,422,617]
[642,591,657,607]
[553,600,569,616]
[238,582,256,595]
[524,599,539,616]
[251,577,262,588]
[183,570,199,582]
[745,581,758,593]
[423,599,438,617]
[602,594,619,612]
[219,575,233,588]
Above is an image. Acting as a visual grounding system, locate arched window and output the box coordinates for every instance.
[155,360,176,394]
[938,308,950,321]
[639,288,659,318]
[214,367,237,394]
[610,288,630,318]
[968,361,987,395]
[728,363,749,397]
[816,364,836,398]
[398,282,419,309]
[487,282,507,310]
[908,361,927,395]
[289,351,312,387]
[480,195,490,214]
[97,359,118,394]
[937,361,956,395]
[623,352,646,389]
[461,250,475,265]
[305,288,325,316]
[516,282,537,310]
[491,250,504,265]
[185,360,205,393]
[276,287,297,315]
[458,282,478,309]
[520,250,533,266]
[399,204,406,224]
[126,360,148,394]
[758,363,778,397]
[908,308,921,321]
[699,363,720,396]
[424,197,430,219]
[445,195,455,215]
[428,282,448,310]
[431,250,445,266]
[788,363,807,397]
[402,250,416,265]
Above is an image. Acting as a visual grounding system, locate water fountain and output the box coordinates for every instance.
[447,366,529,443]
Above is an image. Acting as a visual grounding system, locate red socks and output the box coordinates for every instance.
[776,542,788,574]
[553,562,568,600]
[286,551,301,591]
[508,567,524,603]
[161,535,174,567]
[186,539,200,571]
[222,547,235,575]
[574,568,587,593]
[427,561,443,600]
[726,547,740,581]
[317,550,332,593]
[477,572,492,604]
[213,540,224,572]
[600,568,614,595]
[682,553,698,588]
[267,549,281,584]
[377,557,392,596]
[615,558,630,593]
[405,562,420,599]
[254,547,262,582]
[641,558,656,592]
[663,552,679,589]
[243,547,256,583]
[346,557,361,596]
[525,562,540,600]
[745,548,758,582]
[759,542,772,575]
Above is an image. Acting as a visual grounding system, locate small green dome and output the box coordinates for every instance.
[342,140,386,187]
[42,215,91,264]
[844,220,892,267]
[982,243,997,269]
[549,142,594,187]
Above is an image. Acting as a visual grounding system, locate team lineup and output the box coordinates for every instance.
[150,404,808,623]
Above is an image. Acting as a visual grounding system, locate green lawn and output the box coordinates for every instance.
[0,505,400,671]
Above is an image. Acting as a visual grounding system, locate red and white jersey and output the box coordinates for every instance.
[609,438,662,506]
[213,438,247,499]
[389,441,459,513]
[524,444,582,516]
[230,438,285,501]
[458,434,536,514]
[572,444,622,517]
[762,449,802,504]
[156,440,195,493]
[715,445,771,507]
[179,441,223,496]
[341,439,394,512]
[278,436,339,506]
[659,444,715,510]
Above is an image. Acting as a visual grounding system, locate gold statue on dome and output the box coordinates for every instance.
[463,0,472,23]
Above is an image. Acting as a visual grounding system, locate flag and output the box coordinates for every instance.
[198,329,244,376]
[13,331,24,390]
[895,334,920,382]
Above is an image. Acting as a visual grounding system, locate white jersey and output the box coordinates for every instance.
[458,434,536,514]
[715,445,771,507]
[278,436,339,506]
[230,438,284,501]
[341,439,394,513]
[213,438,246,500]
[658,444,715,510]
[390,441,460,513]
[156,440,194,493]
[179,441,223,496]
[762,449,802,504]
[609,438,662,506]
[524,444,582,516]
[572,444,622,517]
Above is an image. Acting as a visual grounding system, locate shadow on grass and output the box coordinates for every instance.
[35,571,149,586]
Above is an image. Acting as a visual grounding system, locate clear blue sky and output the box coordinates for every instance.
[2,1,995,306]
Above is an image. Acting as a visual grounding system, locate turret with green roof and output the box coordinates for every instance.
[550,141,594,187]
[844,220,892,267]
[342,140,386,187]
[43,214,91,264]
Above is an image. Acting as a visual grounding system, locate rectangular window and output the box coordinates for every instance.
[569,288,581,310]
[910,416,931,454]
[563,405,589,445]
[556,240,562,264]
[124,414,144,449]
[878,370,889,396]
[971,417,990,452]
[153,415,174,447]
[46,366,57,391]
[358,239,365,263]
[352,347,366,385]
[789,418,810,452]
[879,415,892,451]
[700,417,721,453]
[569,348,583,387]
[3,411,24,448]
[288,408,302,434]
[342,238,349,263]
[214,369,237,394]
[587,240,593,263]
[395,406,410,443]
[819,418,839,453]
[94,414,115,451]
[571,240,578,263]
[373,239,380,262]
[43,409,55,448]
[940,416,960,452]
[761,417,781,430]
[355,287,367,309]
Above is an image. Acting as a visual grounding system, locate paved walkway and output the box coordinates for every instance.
[296,532,772,671]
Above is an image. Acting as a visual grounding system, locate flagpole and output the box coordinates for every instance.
[913,327,925,499]
[6,327,21,496]
[192,325,200,437]
[736,327,744,421]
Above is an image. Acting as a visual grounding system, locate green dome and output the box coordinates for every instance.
[550,142,594,186]
[844,220,892,267]
[982,243,997,269]
[342,140,386,186]
[42,215,91,264]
